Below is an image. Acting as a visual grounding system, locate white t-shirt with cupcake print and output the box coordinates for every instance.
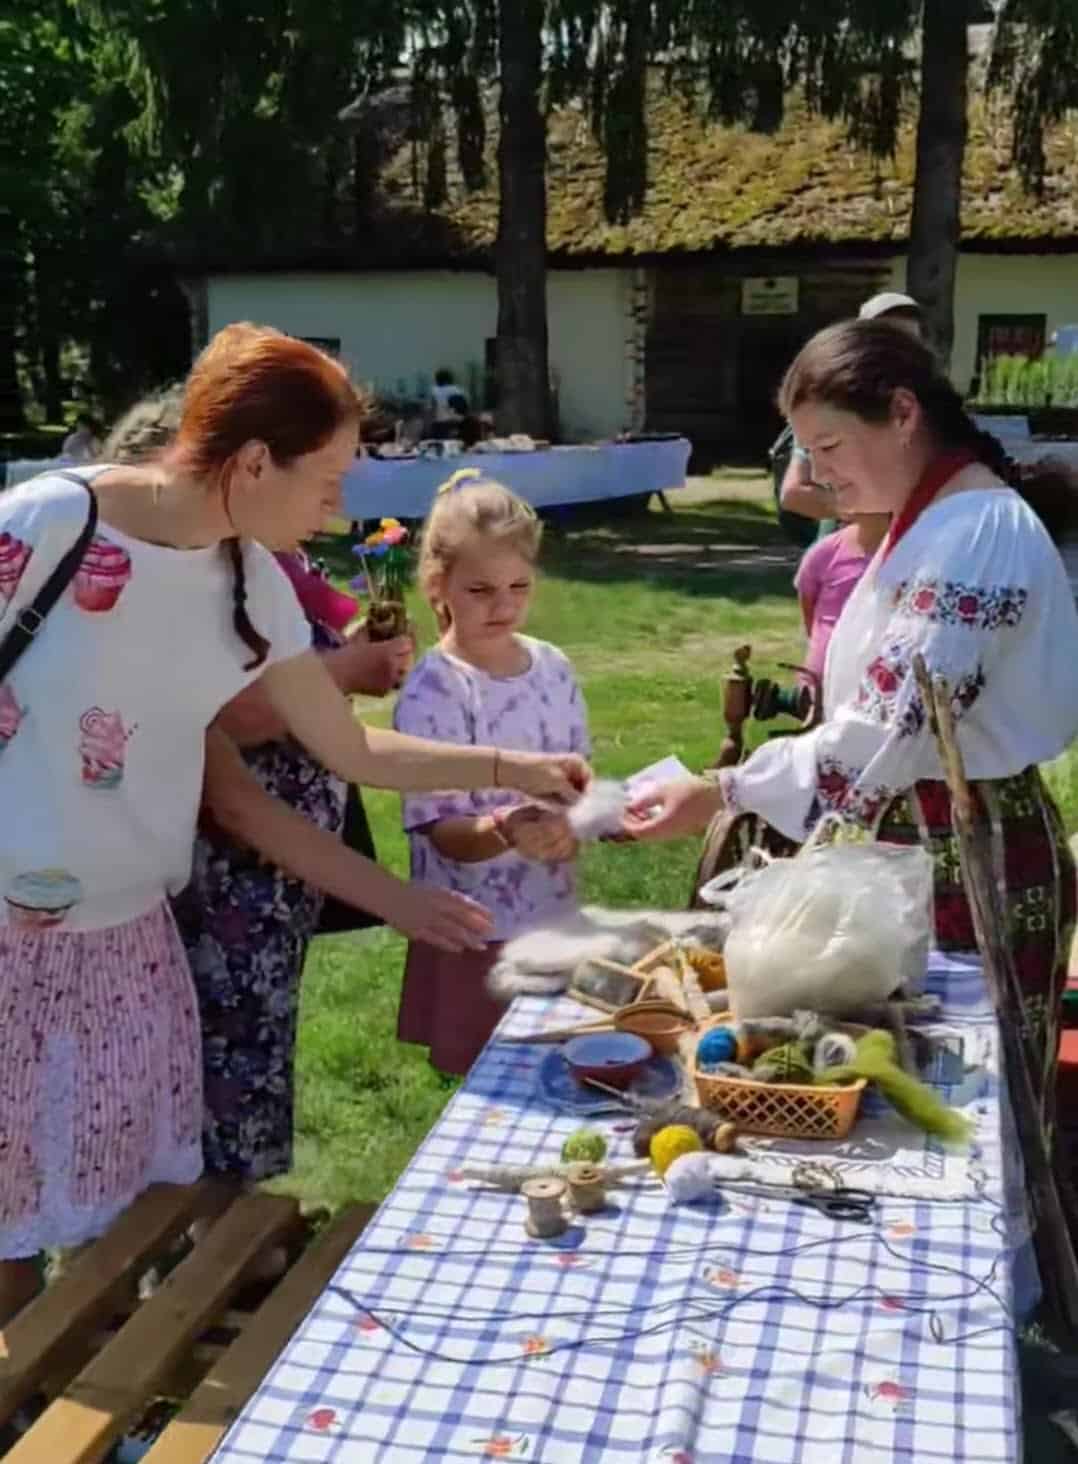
[0,468,311,932]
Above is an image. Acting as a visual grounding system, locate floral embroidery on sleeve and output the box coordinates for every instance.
[893,577,1027,630]
[856,641,986,739]
[809,757,894,831]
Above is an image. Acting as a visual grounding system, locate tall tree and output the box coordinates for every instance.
[494,0,550,437]
[907,4,973,364]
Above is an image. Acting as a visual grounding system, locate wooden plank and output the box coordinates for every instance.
[6,1191,298,1464]
[0,1181,228,1430]
[143,1206,374,1464]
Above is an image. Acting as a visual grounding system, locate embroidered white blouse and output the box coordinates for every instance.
[720,486,1078,840]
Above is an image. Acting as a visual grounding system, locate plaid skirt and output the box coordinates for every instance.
[694,767,1075,1110]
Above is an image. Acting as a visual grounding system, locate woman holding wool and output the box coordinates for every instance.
[629,319,1078,1122]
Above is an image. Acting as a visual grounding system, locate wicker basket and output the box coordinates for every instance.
[692,1067,866,1140]
[691,1020,867,1140]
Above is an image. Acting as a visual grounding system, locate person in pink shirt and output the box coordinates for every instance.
[794,513,890,685]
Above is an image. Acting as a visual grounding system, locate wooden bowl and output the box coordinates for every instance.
[615,1007,693,1056]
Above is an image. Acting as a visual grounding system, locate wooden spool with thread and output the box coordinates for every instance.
[522,1176,568,1238]
[565,1162,607,1215]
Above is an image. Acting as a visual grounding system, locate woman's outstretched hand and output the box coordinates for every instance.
[500,751,591,804]
[378,882,493,953]
[621,776,723,842]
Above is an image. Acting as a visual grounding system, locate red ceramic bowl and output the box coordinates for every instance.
[564,1032,654,1090]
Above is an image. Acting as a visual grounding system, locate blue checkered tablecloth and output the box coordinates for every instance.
[210,953,1024,1463]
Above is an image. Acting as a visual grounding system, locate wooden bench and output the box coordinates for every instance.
[0,1182,374,1463]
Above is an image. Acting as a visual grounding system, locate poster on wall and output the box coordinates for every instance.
[741,277,800,317]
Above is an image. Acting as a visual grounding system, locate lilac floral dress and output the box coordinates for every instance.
[394,637,590,1073]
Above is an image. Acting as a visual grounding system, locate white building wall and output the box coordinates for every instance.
[205,268,634,440]
[880,252,1078,391]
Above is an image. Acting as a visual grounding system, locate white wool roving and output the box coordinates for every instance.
[565,780,629,842]
[486,905,731,1002]
[665,1151,714,1205]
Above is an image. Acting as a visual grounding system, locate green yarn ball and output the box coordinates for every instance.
[752,1041,815,1086]
[560,1128,608,1164]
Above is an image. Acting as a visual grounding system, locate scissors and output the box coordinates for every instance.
[722,1163,875,1224]
[787,1162,876,1224]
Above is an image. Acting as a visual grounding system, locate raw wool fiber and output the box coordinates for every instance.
[487,905,731,1002]
[565,780,629,841]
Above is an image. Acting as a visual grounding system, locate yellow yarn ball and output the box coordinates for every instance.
[649,1124,703,1177]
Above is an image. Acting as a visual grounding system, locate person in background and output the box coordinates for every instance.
[394,469,588,1074]
[428,369,469,440]
[779,293,925,539]
[0,325,588,1324]
[61,412,102,463]
[794,511,890,688]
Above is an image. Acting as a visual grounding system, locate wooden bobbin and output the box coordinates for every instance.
[521,1177,568,1238]
[565,1162,607,1215]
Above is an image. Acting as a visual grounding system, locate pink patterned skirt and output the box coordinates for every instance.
[0,903,203,1259]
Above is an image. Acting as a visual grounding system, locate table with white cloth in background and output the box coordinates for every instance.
[339,439,692,521]
[208,952,1024,1464]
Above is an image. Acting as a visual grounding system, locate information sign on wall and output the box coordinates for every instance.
[740,277,800,317]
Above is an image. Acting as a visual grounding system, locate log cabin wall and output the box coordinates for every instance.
[644,256,892,461]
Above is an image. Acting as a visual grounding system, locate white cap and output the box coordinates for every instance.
[859,291,921,321]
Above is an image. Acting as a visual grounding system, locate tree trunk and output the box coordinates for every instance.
[906,3,970,371]
[494,0,551,439]
[0,210,26,432]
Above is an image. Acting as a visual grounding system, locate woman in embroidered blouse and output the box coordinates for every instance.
[629,320,1078,1111]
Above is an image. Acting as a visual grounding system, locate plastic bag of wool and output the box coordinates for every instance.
[486,906,731,1002]
[712,839,933,1020]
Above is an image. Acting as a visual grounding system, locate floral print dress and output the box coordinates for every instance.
[172,621,346,1182]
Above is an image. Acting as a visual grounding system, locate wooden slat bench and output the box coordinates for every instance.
[0,1183,374,1464]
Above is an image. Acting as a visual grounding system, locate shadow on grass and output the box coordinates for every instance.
[313,497,798,606]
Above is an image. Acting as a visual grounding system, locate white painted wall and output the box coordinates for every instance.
[880,252,1078,391]
[205,268,633,440]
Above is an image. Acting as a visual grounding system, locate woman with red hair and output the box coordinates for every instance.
[0,324,588,1320]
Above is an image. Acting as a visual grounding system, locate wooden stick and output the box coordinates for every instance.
[913,654,1078,1341]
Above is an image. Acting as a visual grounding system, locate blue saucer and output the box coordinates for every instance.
[537,1048,682,1116]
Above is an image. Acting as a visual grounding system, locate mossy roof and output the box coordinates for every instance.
[368,89,1078,264]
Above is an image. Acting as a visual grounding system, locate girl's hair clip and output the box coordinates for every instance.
[437,467,483,497]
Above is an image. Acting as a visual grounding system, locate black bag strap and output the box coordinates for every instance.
[0,471,98,681]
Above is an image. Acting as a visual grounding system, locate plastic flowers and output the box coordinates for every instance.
[351,518,412,603]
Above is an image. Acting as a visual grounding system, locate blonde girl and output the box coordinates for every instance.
[393,470,590,1073]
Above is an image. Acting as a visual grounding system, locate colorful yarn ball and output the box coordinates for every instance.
[752,1042,815,1086]
[696,1027,737,1069]
[560,1128,608,1165]
[649,1124,703,1177]
[664,1151,714,1205]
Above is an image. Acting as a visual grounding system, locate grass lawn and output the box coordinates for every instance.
[278,477,1078,1213]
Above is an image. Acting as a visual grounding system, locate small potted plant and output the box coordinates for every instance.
[351,518,413,641]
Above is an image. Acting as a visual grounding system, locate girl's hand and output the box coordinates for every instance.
[377,881,492,952]
[501,806,577,863]
[500,751,591,803]
[621,777,723,842]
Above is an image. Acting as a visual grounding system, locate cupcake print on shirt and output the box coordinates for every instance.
[0,533,31,606]
[5,869,84,930]
[74,536,131,613]
[79,707,135,789]
[0,683,24,755]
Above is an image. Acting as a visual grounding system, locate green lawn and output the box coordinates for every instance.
[280,481,1078,1213]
